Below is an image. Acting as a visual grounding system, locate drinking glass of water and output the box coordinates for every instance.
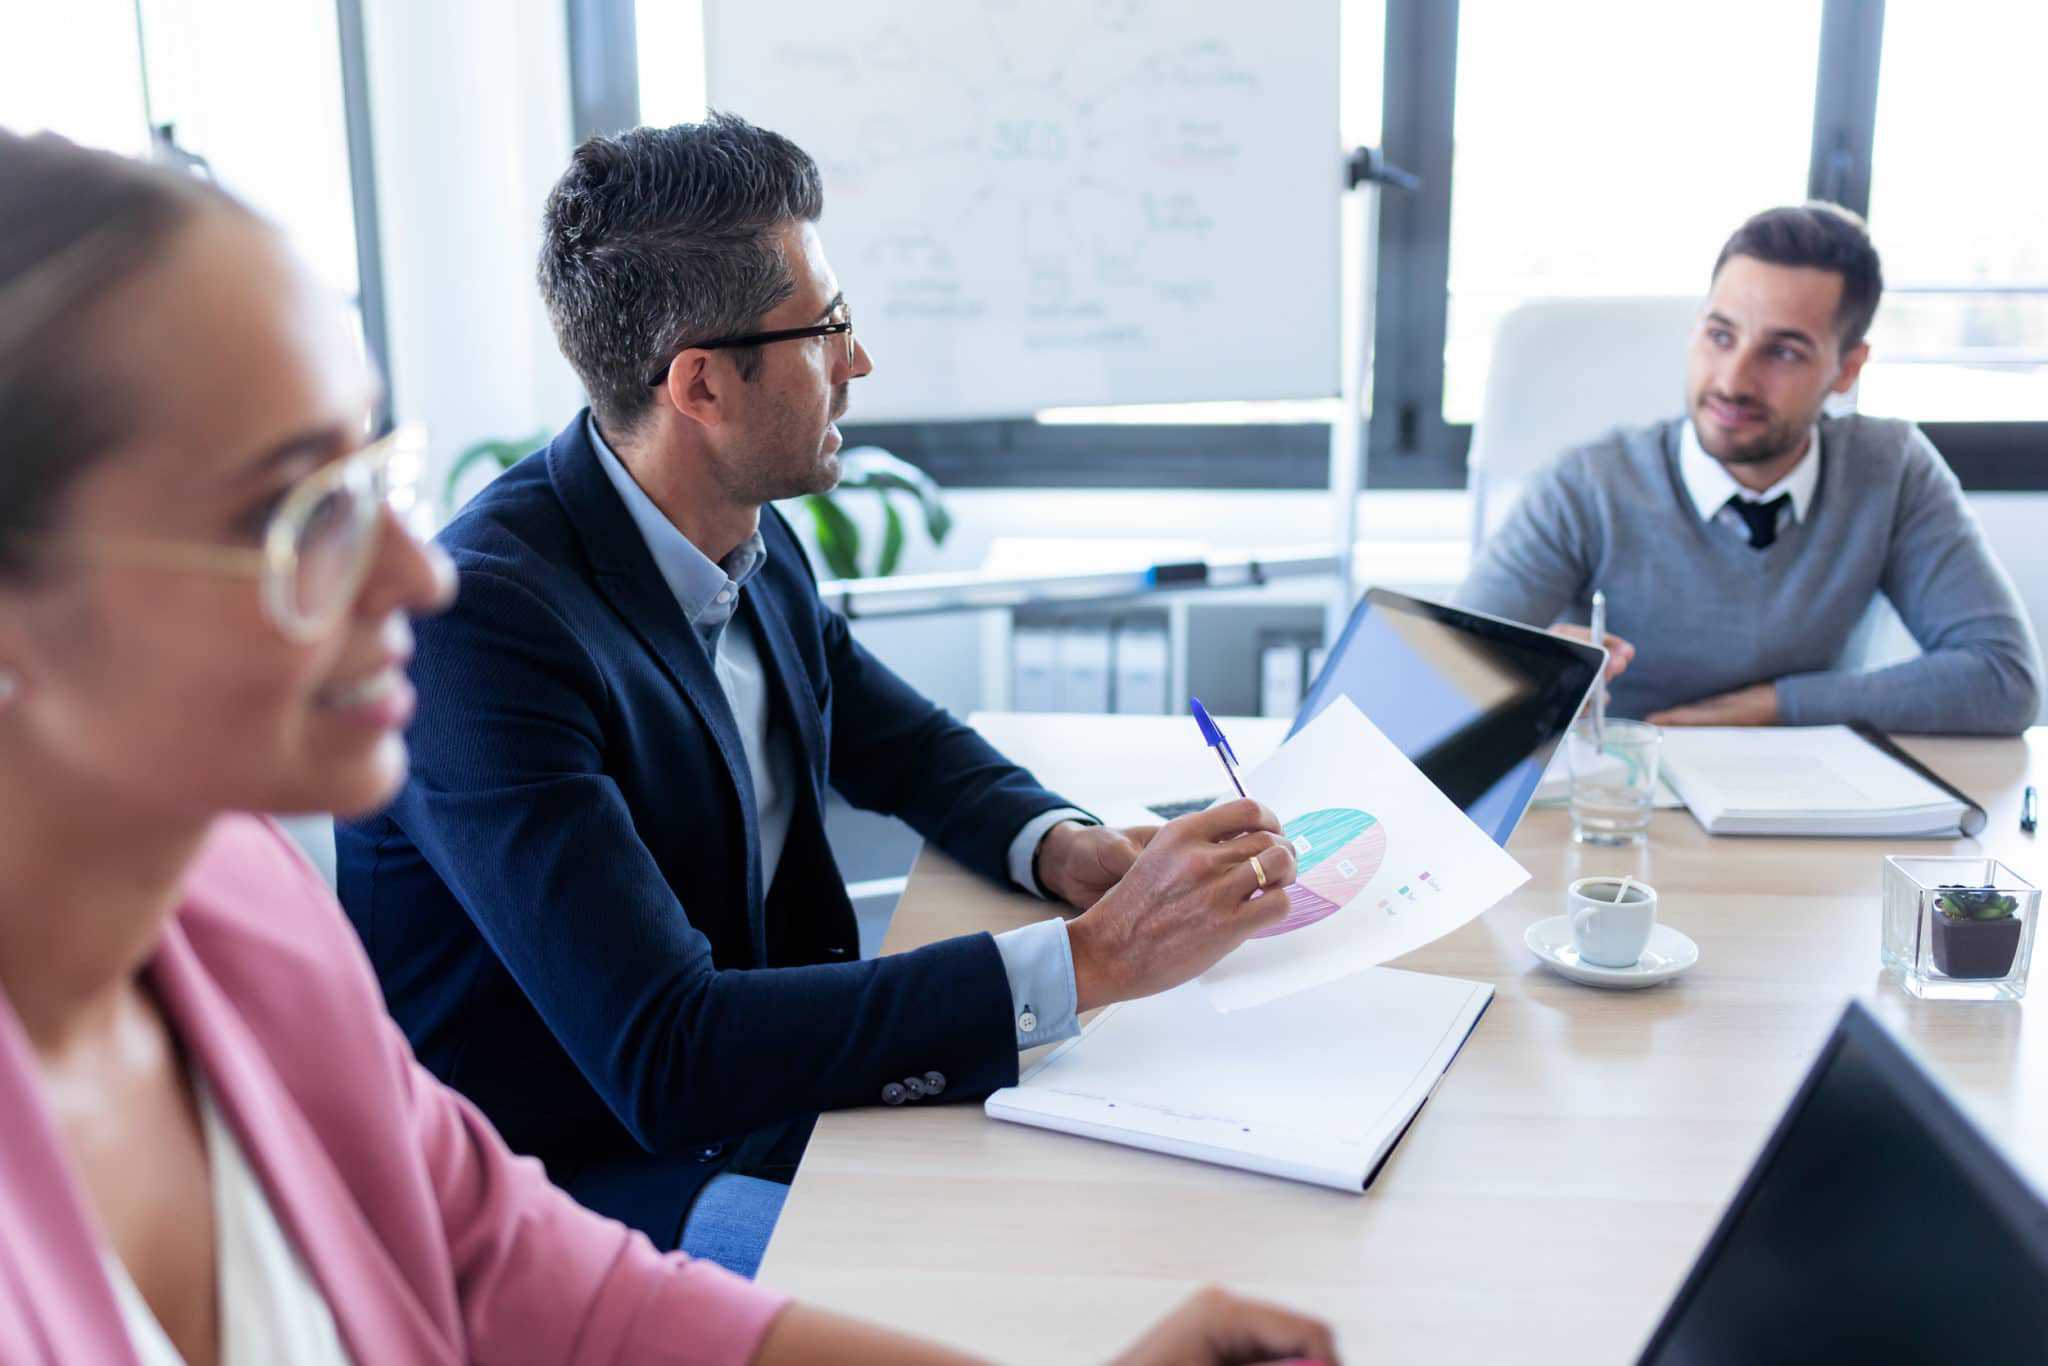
[1566,718,1662,845]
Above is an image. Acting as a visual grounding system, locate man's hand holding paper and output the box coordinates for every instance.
[1068,799,1301,1011]
[1197,695,1532,1010]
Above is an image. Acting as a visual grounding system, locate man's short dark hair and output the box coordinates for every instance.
[1712,203,1884,351]
[537,112,824,430]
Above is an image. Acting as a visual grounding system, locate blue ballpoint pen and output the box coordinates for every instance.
[1189,697,1249,800]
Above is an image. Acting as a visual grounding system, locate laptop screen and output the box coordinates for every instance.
[1639,1004,2048,1363]
[1292,589,1602,845]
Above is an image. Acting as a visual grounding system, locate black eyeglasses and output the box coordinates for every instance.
[645,298,855,387]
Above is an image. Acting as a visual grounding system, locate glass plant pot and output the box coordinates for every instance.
[1882,856,2040,1001]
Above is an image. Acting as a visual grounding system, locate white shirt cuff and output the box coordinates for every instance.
[990,918,1082,1049]
[1006,807,1096,898]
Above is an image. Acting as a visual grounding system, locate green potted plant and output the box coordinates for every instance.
[1930,885,2024,980]
[442,436,951,581]
[443,431,549,514]
[800,447,951,580]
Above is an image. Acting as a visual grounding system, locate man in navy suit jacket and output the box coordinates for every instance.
[336,115,1298,1273]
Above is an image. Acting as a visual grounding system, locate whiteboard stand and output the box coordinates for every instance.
[1328,147,1419,648]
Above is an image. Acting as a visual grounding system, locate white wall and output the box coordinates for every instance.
[361,0,584,497]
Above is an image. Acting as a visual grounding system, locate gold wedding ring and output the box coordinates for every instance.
[1248,850,1270,889]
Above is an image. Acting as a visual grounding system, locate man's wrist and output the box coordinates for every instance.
[1065,910,1120,1013]
[1030,818,1089,899]
[1009,808,1094,898]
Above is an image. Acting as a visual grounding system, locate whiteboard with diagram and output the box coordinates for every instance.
[702,0,1343,420]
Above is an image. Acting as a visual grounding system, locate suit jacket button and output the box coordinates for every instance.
[693,1141,724,1162]
[881,1082,908,1106]
[902,1076,928,1099]
[923,1071,947,1095]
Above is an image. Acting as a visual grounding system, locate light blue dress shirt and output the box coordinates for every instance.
[587,419,1085,1048]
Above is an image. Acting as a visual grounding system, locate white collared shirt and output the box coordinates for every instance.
[1678,419,1822,542]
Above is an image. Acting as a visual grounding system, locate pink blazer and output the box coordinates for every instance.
[0,815,788,1364]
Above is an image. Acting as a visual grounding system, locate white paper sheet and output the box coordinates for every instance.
[1198,695,1530,1011]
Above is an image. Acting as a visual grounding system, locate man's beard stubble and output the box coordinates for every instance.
[716,381,850,506]
[1692,390,1811,468]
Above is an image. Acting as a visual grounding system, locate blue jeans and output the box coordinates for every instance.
[679,1173,789,1279]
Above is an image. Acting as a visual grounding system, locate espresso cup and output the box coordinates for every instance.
[1568,876,1658,968]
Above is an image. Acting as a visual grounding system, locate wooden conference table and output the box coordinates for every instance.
[760,714,2048,1364]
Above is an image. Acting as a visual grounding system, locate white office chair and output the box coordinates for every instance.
[1465,295,1702,553]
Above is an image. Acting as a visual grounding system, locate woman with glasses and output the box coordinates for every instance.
[0,132,1334,1365]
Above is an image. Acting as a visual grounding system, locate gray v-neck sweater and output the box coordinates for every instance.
[1455,415,2041,734]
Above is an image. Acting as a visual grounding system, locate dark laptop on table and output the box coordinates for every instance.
[1147,587,1605,846]
[1638,1000,2048,1363]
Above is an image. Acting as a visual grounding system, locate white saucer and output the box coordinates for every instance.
[1524,916,1699,990]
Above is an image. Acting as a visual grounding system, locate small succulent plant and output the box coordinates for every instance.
[1935,885,2020,922]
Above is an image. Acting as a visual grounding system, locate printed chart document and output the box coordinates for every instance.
[1198,695,1530,1011]
[987,966,1494,1191]
[1659,725,1973,836]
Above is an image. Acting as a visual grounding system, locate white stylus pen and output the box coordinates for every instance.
[1590,588,1608,746]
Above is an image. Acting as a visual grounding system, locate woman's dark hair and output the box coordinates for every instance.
[1712,202,1885,351]
[537,111,825,432]
[0,131,227,579]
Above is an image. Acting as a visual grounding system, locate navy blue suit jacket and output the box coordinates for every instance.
[336,414,1072,1246]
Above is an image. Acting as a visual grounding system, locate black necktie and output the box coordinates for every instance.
[1727,493,1792,550]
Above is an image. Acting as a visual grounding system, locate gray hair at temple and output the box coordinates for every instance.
[536,111,825,432]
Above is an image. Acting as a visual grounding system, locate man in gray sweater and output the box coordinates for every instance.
[1456,204,2040,735]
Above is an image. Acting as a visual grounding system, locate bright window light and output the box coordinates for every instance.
[1444,0,1823,423]
[0,1,150,154]
[637,0,708,128]
[134,0,362,300]
[1858,2,2048,421]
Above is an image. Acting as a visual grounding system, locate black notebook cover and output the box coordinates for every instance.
[1848,722,1988,836]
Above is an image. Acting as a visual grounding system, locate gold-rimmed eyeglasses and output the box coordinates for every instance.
[23,424,427,644]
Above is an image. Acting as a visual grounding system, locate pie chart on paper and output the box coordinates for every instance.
[1252,806,1387,938]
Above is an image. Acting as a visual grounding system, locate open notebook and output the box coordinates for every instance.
[1660,724,1985,837]
[986,966,1493,1192]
